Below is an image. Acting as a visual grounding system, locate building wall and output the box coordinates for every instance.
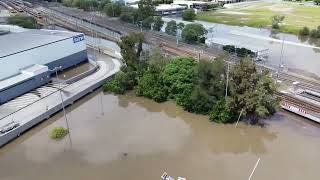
[0,36,86,80]
[0,71,50,104]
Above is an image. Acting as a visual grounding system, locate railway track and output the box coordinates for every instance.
[277,92,320,114]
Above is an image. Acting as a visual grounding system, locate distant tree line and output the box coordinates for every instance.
[104,33,279,125]
[61,0,207,44]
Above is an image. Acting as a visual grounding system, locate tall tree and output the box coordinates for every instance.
[186,55,226,114]
[103,2,122,17]
[118,32,144,71]
[227,58,279,124]
[138,0,155,20]
[153,16,164,31]
[181,23,207,44]
[182,8,196,21]
[165,20,177,36]
[142,16,154,29]
[161,57,197,108]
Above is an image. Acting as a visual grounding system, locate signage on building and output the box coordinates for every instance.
[73,34,85,43]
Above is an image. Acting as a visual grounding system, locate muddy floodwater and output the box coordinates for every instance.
[0,91,319,180]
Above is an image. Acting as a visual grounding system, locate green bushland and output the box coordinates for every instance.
[50,126,69,140]
[104,32,279,125]
[7,15,37,29]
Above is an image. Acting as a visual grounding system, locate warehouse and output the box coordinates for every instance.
[0,28,88,104]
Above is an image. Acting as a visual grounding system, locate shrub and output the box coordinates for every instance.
[182,8,196,21]
[7,15,37,29]
[136,71,167,102]
[50,126,69,140]
[299,26,310,36]
[103,71,136,94]
[165,20,177,36]
[181,23,208,44]
[209,100,232,123]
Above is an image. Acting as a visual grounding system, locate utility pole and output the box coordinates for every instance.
[225,62,230,99]
[235,108,244,128]
[279,37,285,72]
[52,66,70,132]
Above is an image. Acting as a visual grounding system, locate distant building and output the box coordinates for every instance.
[172,0,209,10]
[130,4,186,16]
[0,26,88,104]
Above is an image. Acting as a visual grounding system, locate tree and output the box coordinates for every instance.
[177,22,185,30]
[310,26,320,38]
[226,59,279,124]
[98,0,110,11]
[137,0,155,20]
[136,48,169,102]
[62,0,73,7]
[181,23,207,44]
[161,57,197,108]
[7,15,37,29]
[271,15,285,29]
[118,32,144,71]
[182,8,196,21]
[103,2,122,17]
[315,0,320,5]
[165,20,177,36]
[142,16,154,29]
[136,71,167,102]
[185,56,226,114]
[120,6,138,24]
[153,16,164,31]
[299,26,310,36]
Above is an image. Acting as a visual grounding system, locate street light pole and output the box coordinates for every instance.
[52,67,70,132]
[225,62,230,99]
[279,37,285,71]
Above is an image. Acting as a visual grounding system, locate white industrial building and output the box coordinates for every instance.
[0,26,88,104]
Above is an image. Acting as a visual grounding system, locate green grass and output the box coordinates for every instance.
[197,1,320,35]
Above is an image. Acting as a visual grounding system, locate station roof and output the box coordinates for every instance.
[0,28,83,58]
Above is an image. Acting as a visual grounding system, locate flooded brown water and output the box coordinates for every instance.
[58,61,94,80]
[0,91,320,180]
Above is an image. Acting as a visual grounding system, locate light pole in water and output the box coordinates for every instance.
[49,66,70,132]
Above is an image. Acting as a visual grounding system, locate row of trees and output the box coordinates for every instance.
[61,0,206,44]
[104,33,279,124]
[299,26,320,38]
[222,45,255,58]
[165,20,207,44]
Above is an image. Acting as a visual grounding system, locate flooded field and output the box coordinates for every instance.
[0,91,319,180]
